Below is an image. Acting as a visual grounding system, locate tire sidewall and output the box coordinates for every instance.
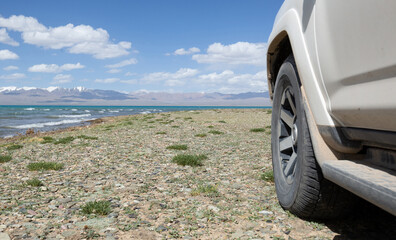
[271,60,307,209]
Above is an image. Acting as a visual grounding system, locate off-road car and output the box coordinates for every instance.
[267,0,396,218]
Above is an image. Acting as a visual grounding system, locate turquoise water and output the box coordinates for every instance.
[0,105,270,138]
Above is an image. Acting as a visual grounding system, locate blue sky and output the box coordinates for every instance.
[0,0,282,93]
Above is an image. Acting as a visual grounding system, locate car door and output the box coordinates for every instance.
[314,0,396,132]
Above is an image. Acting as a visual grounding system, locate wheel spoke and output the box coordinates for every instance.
[284,152,297,176]
[281,109,293,128]
[286,90,296,115]
[279,136,293,152]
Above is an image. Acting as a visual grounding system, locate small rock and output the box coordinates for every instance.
[0,233,11,240]
[156,225,167,232]
[258,210,273,215]
[208,205,219,213]
[27,210,37,215]
[231,229,244,239]
[0,225,7,232]
[40,186,48,191]
[48,205,57,210]
[57,197,72,204]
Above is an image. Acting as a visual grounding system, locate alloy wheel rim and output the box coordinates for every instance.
[278,86,298,183]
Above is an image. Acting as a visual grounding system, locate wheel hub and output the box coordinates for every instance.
[291,123,298,145]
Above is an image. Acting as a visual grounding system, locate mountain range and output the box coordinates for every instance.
[0,86,271,106]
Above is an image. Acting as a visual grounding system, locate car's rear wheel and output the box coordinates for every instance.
[271,55,355,219]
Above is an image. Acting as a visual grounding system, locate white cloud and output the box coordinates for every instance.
[141,68,199,83]
[165,79,184,87]
[3,65,18,71]
[95,78,119,83]
[0,15,131,59]
[192,42,266,66]
[0,28,19,46]
[0,73,25,80]
[125,72,136,76]
[52,74,73,84]
[0,15,46,32]
[0,49,18,60]
[28,62,84,73]
[107,69,122,74]
[120,79,138,84]
[105,58,137,68]
[173,47,200,55]
[196,70,267,93]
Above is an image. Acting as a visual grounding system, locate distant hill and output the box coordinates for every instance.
[0,86,271,106]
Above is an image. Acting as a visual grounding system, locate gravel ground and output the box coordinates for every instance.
[0,109,395,240]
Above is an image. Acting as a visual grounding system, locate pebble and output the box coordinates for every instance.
[156,225,167,232]
[0,233,11,240]
[0,225,6,232]
[259,210,274,215]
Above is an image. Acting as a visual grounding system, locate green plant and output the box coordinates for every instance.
[218,120,226,123]
[195,133,207,137]
[54,136,75,144]
[208,125,214,129]
[0,155,12,163]
[184,117,193,120]
[250,128,266,132]
[172,154,207,167]
[191,184,219,197]
[26,178,43,187]
[156,131,167,135]
[77,135,98,140]
[208,130,224,135]
[261,170,274,182]
[27,162,64,171]
[81,200,111,215]
[166,144,188,150]
[171,125,180,128]
[6,144,23,150]
[41,136,55,144]
[267,109,272,114]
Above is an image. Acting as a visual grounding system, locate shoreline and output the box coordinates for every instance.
[0,108,393,239]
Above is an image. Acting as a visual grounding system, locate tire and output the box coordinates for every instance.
[271,55,355,219]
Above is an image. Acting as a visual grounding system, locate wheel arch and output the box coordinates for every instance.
[267,31,293,101]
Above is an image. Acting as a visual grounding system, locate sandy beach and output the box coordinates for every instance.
[0,109,394,240]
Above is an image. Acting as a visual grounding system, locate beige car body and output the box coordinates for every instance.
[267,0,396,215]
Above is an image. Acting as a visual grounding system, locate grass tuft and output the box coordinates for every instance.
[172,154,207,167]
[208,130,224,135]
[77,135,98,140]
[250,128,266,133]
[54,136,75,144]
[208,125,214,129]
[0,155,12,163]
[81,200,111,215]
[41,136,55,144]
[218,120,226,123]
[26,178,43,187]
[166,144,188,150]
[156,131,167,135]
[261,170,274,182]
[195,133,207,137]
[27,162,64,171]
[6,144,23,150]
[191,184,219,197]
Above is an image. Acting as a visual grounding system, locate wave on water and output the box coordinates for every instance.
[24,108,35,111]
[71,109,77,111]
[57,114,92,118]
[8,118,94,129]
[109,110,119,113]
[140,111,151,114]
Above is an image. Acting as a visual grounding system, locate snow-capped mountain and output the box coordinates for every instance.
[0,86,271,106]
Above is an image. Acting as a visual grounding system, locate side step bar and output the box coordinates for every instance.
[321,160,396,216]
